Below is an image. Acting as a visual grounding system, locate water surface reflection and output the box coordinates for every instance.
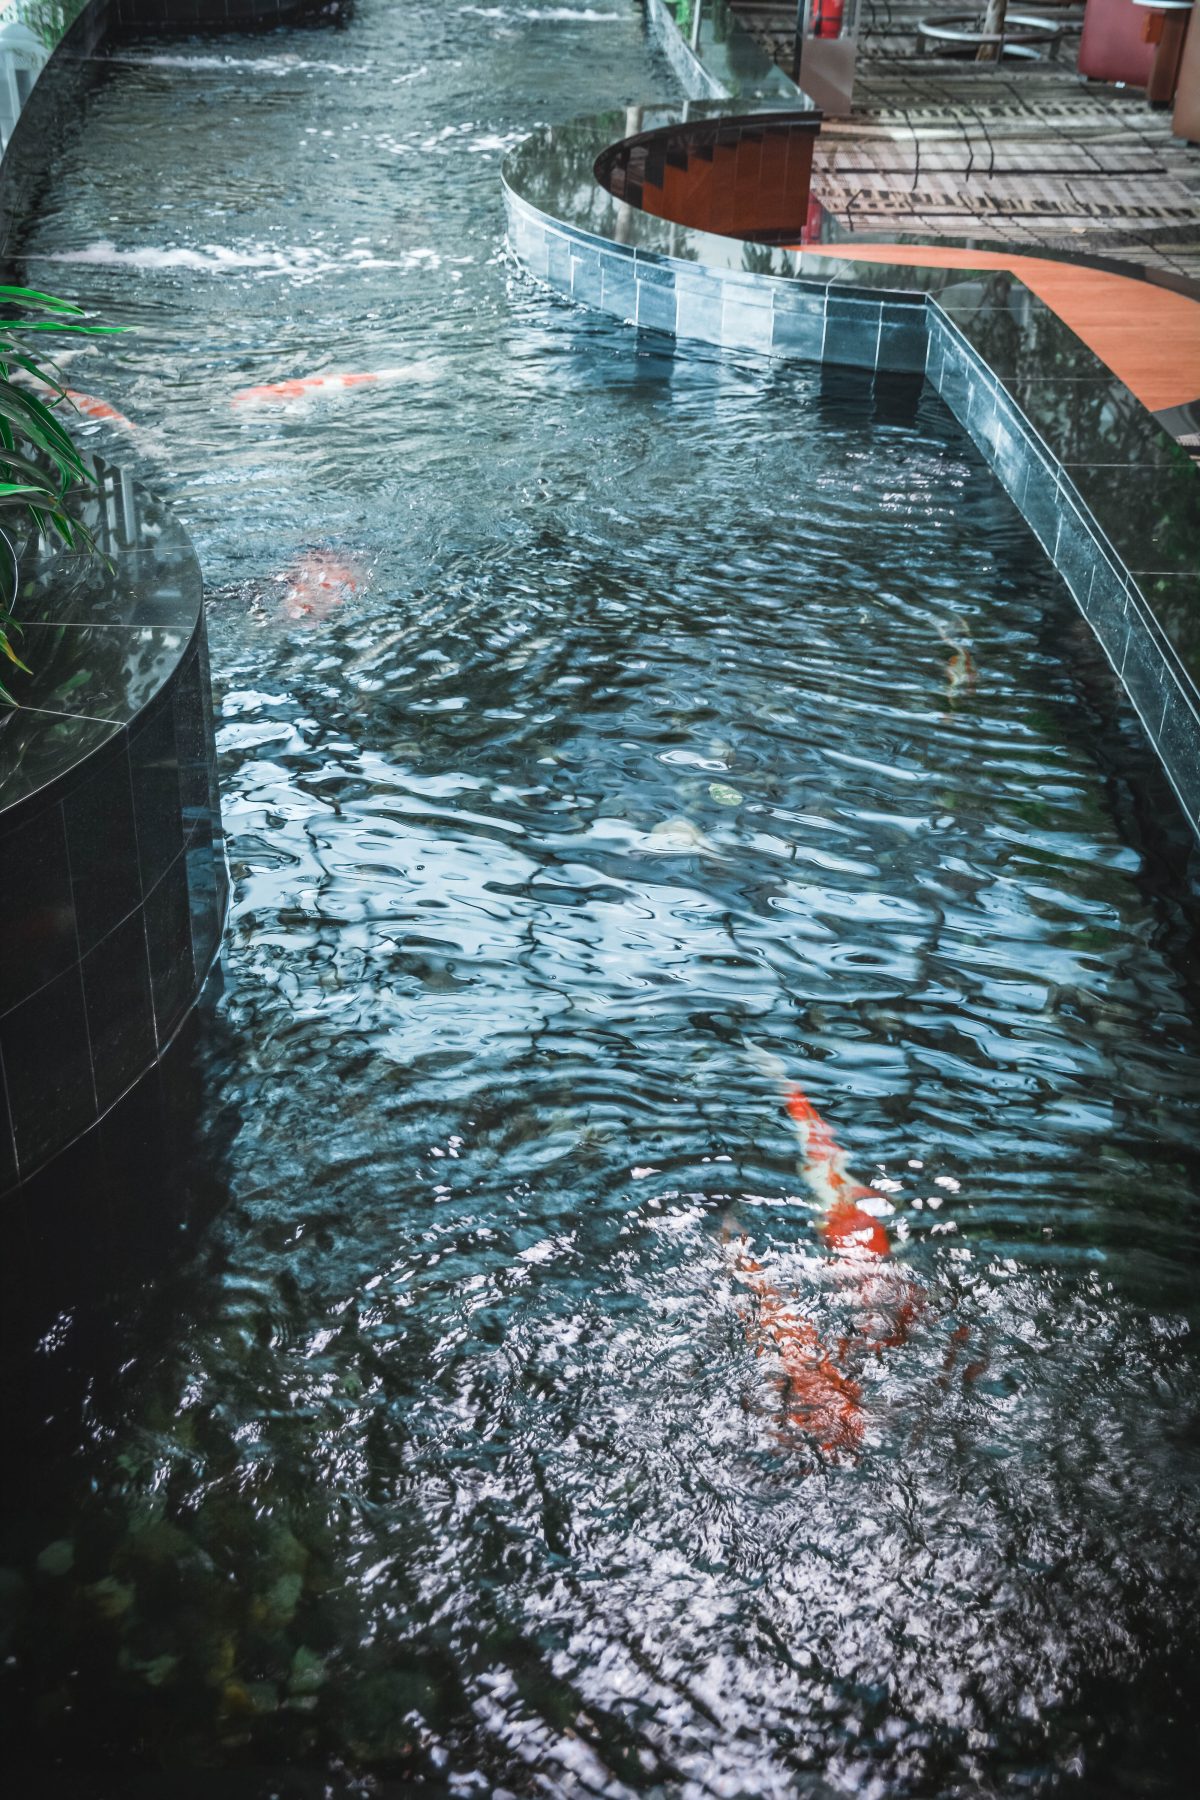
[4,2,1199,1794]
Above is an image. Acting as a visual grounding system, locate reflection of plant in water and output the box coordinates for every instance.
[7,0,86,55]
[742,241,781,277]
[0,283,119,699]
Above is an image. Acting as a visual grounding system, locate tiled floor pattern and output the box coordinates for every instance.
[729,2,1200,280]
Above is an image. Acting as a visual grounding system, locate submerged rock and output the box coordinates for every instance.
[644,816,725,857]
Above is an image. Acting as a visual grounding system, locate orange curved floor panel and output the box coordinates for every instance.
[794,243,1200,415]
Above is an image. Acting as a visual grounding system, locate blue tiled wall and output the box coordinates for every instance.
[506,192,929,375]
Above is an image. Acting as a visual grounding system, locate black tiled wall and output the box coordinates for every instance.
[924,308,1200,840]
[0,624,225,1191]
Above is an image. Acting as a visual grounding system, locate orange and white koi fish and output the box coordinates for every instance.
[276,550,364,623]
[24,379,135,430]
[732,1236,866,1459]
[781,1083,894,1261]
[937,618,977,704]
[730,1063,924,1456]
[231,365,431,408]
[744,1043,893,1257]
[65,389,135,429]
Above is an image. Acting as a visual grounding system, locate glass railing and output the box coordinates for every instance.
[0,0,88,156]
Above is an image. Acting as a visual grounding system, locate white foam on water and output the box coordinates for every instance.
[27,242,443,280]
[468,132,528,154]
[458,6,625,19]
[104,53,372,75]
[30,240,325,274]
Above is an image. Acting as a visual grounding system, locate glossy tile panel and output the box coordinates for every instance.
[0,474,225,1192]
[0,804,79,1016]
[926,309,1200,839]
[504,191,928,375]
[61,740,142,953]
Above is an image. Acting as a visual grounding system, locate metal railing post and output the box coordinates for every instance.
[793,0,805,82]
[690,0,704,53]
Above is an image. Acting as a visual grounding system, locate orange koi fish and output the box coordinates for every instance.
[231,366,424,408]
[65,389,135,429]
[937,618,978,704]
[782,1083,893,1260]
[19,373,134,430]
[733,1237,866,1459]
[731,1067,923,1456]
[784,1080,924,1350]
[277,550,364,623]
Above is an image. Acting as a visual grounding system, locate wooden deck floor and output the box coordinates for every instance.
[729,1,1200,283]
[795,242,1200,409]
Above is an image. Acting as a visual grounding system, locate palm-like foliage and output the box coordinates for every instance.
[0,283,120,701]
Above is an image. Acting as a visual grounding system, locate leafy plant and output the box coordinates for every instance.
[0,283,120,701]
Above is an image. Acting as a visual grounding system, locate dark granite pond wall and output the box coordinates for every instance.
[113,0,337,28]
[0,474,226,1194]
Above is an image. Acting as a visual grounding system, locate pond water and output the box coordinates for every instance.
[4,2,1200,1795]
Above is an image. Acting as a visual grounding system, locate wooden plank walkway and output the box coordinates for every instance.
[729,0,1200,282]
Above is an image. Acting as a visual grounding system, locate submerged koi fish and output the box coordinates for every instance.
[731,1063,922,1455]
[782,1084,894,1260]
[231,364,435,408]
[733,1237,866,1459]
[937,618,978,704]
[65,389,135,429]
[23,378,134,430]
[276,550,365,623]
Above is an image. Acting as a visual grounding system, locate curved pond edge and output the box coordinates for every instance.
[0,0,231,1194]
[503,100,1200,845]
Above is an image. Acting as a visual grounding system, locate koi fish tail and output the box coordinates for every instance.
[66,390,135,429]
[727,1233,865,1457]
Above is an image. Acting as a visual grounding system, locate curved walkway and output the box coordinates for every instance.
[795,240,1200,414]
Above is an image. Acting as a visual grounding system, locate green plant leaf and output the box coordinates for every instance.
[0,631,32,673]
[0,285,86,314]
[0,286,108,703]
[3,320,124,336]
[0,482,51,500]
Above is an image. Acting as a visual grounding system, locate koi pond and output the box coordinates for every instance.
[3,3,1199,1795]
